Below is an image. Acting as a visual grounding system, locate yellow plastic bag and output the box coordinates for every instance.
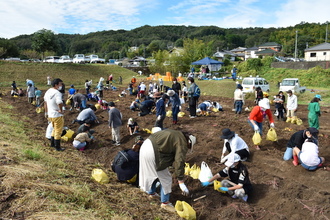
[95,103,101,110]
[127,174,137,184]
[286,117,292,123]
[91,169,109,184]
[61,129,74,142]
[266,128,278,141]
[291,116,297,124]
[184,163,190,175]
[36,106,45,113]
[65,99,71,105]
[31,100,36,105]
[214,180,226,193]
[142,128,152,134]
[189,164,200,179]
[175,201,196,220]
[252,131,262,145]
[296,118,303,125]
[178,111,185,117]
[212,108,219,112]
[166,110,172,117]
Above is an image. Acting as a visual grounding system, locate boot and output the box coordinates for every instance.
[293,155,299,166]
[54,139,65,151]
[50,137,55,148]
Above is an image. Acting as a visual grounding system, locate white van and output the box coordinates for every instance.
[242,77,270,93]
[43,56,60,63]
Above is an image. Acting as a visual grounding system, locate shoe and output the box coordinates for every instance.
[232,195,238,199]
[56,148,65,151]
[115,143,121,146]
[292,160,298,166]
[242,195,248,202]
[148,192,160,199]
[189,115,196,118]
[134,131,139,134]
[161,202,176,212]
[111,140,116,144]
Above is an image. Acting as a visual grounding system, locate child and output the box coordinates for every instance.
[73,126,92,151]
[35,87,42,106]
[127,118,139,135]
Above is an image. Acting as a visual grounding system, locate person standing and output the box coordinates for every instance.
[308,95,322,129]
[85,80,92,95]
[167,90,181,124]
[155,94,168,129]
[47,76,51,86]
[286,90,297,121]
[234,84,244,114]
[34,87,42,106]
[118,76,122,85]
[108,74,113,84]
[248,98,275,150]
[44,78,65,151]
[159,78,164,92]
[187,77,199,118]
[27,83,35,104]
[139,129,196,212]
[108,101,122,146]
[171,78,181,96]
[231,65,237,81]
[97,77,104,98]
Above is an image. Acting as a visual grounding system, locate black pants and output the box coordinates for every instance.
[189,97,198,116]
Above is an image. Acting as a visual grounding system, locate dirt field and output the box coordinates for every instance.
[1,83,330,220]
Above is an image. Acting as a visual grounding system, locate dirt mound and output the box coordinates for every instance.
[1,86,330,219]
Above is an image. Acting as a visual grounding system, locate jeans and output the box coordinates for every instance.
[235,100,243,113]
[148,180,170,203]
[81,100,87,109]
[172,106,180,122]
[283,147,293,161]
[248,120,263,136]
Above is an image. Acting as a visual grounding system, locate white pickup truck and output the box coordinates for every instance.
[279,78,306,93]
[89,54,105,63]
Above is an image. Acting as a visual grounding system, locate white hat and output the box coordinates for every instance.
[258,98,270,110]
[167,90,175,97]
[151,127,162,134]
[225,153,241,167]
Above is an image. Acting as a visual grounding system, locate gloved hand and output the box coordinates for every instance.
[253,124,259,131]
[270,123,275,128]
[201,181,210,187]
[157,115,161,121]
[44,112,48,119]
[179,183,189,196]
[219,187,229,192]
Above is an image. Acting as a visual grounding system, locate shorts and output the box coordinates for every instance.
[298,152,322,171]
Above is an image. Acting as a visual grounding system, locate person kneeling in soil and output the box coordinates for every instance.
[127,118,139,135]
[111,136,144,186]
[292,138,325,171]
[202,154,253,202]
[72,126,93,151]
[220,128,250,163]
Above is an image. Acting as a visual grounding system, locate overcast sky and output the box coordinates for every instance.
[1,0,329,39]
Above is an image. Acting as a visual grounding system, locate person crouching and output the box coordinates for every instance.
[73,126,93,151]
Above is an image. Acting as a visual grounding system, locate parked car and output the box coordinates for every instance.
[241,76,270,93]
[5,57,20,62]
[59,55,72,63]
[279,78,306,93]
[89,54,105,63]
[44,56,60,63]
[73,54,85,64]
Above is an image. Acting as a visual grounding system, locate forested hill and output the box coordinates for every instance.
[2,22,329,59]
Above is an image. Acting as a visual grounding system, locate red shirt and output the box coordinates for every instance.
[249,106,274,123]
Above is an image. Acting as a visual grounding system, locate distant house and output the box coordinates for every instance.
[304,42,330,61]
[169,47,184,56]
[255,48,278,58]
[258,42,281,52]
[230,47,246,60]
[244,46,259,59]
[129,56,147,66]
[213,50,236,61]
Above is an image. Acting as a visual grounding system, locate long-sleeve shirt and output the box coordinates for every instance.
[108,107,122,128]
[287,94,297,110]
[234,89,244,101]
[77,108,97,121]
[168,93,181,108]
[155,98,166,117]
[74,132,91,143]
[249,106,274,123]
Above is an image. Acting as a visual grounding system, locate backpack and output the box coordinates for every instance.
[193,85,200,98]
[112,150,130,168]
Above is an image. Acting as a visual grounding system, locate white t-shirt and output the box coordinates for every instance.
[140,83,146,91]
[44,88,63,118]
[300,142,320,166]
[222,134,249,155]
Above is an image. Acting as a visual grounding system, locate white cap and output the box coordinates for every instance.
[225,153,241,167]
[167,90,175,97]
[258,98,270,110]
[151,127,162,134]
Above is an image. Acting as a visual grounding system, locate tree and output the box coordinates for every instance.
[31,29,58,60]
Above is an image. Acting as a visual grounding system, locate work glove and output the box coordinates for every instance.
[219,187,229,192]
[201,181,211,187]
[157,115,161,121]
[165,104,168,108]
[270,123,275,128]
[179,183,189,196]
[253,124,259,131]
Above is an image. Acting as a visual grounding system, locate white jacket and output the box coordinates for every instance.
[287,94,297,110]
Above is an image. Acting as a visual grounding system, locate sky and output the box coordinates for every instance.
[1,0,329,39]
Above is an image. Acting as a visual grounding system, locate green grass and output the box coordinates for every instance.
[22,148,42,160]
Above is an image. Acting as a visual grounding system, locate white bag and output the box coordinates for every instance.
[180,97,185,104]
[198,161,213,183]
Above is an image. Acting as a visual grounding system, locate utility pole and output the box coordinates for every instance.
[326,21,328,43]
[294,30,298,61]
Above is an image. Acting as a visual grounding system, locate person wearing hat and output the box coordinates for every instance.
[108,101,122,146]
[292,138,325,170]
[286,90,297,121]
[220,128,250,163]
[255,87,263,105]
[308,95,322,129]
[202,154,252,202]
[234,84,244,114]
[248,98,275,150]
[231,65,237,81]
[154,94,169,129]
[112,136,144,185]
[283,127,319,161]
[127,118,139,135]
[167,89,181,124]
[171,78,181,96]
[139,129,196,212]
